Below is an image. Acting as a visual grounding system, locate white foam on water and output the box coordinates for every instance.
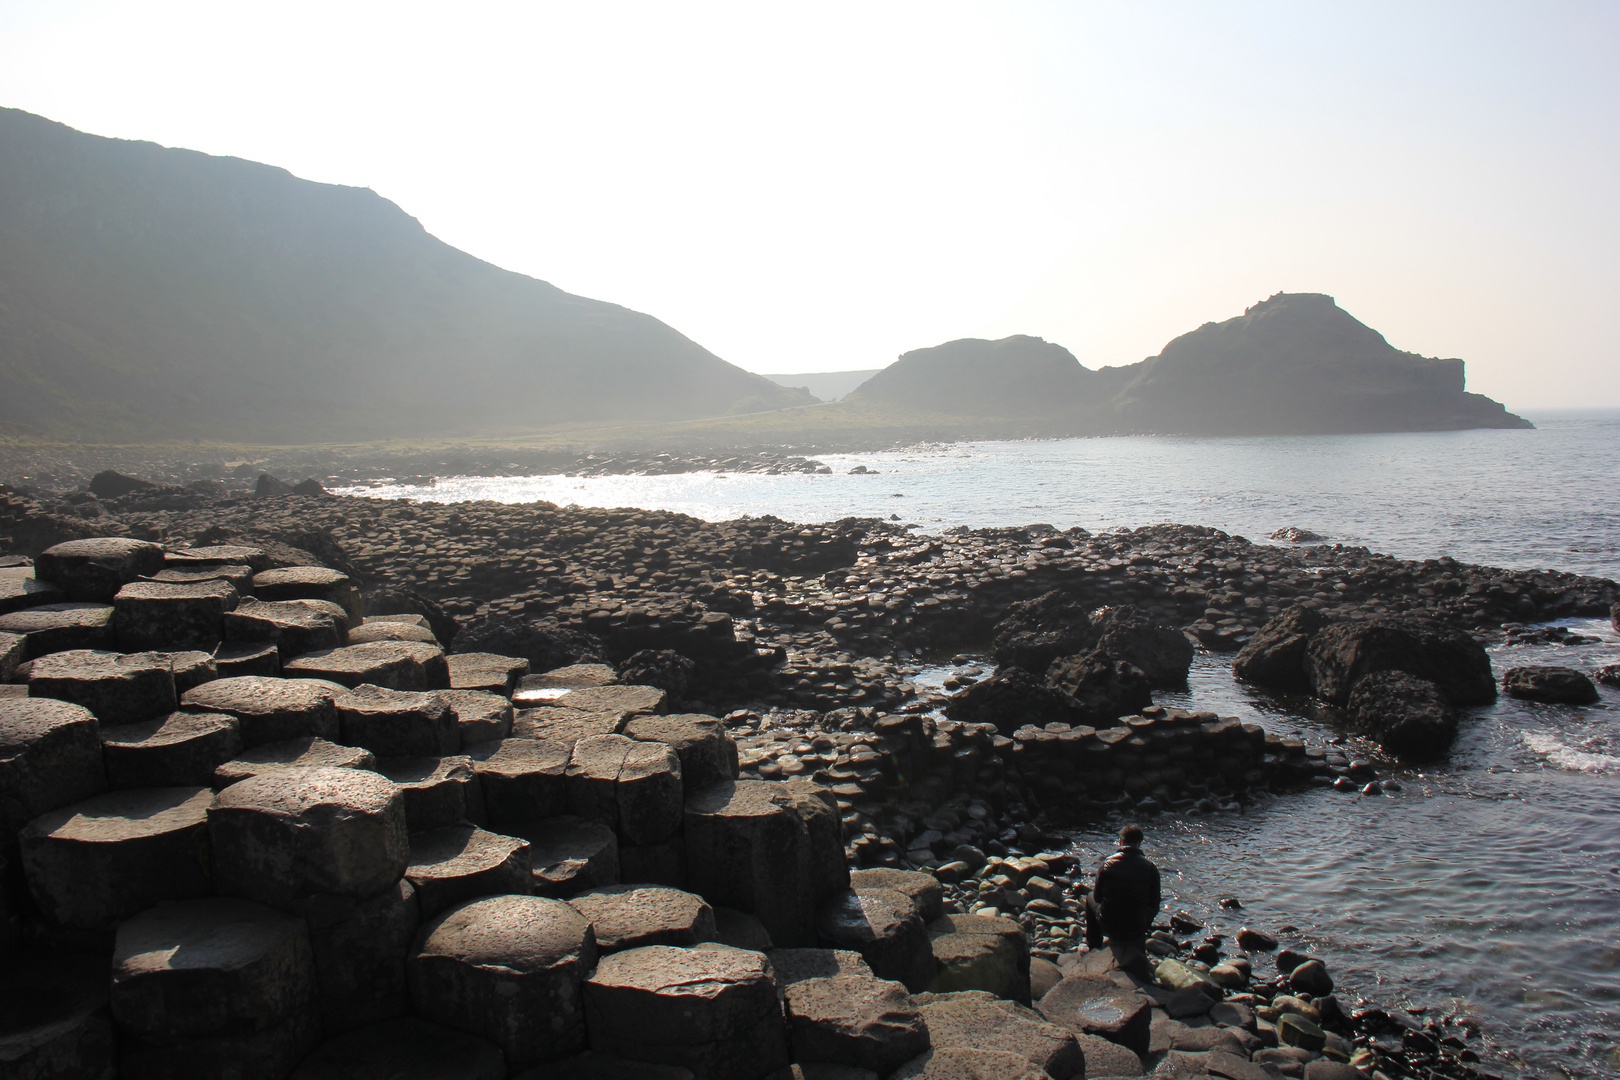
[1522,731,1620,773]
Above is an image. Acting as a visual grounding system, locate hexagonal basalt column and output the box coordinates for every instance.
[567,884,717,952]
[408,894,597,1067]
[289,1016,504,1079]
[285,642,449,692]
[251,567,363,625]
[182,676,343,747]
[337,685,460,758]
[510,815,620,898]
[20,786,214,929]
[213,737,378,788]
[208,767,408,906]
[464,738,570,829]
[112,579,239,652]
[814,888,936,993]
[0,953,115,1079]
[435,690,513,744]
[101,710,243,788]
[684,780,848,948]
[0,602,115,658]
[0,697,106,854]
[290,879,421,1034]
[224,598,345,659]
[624,713,739,790]
[376,755,483,831]
[404,824,532,918]
[567,734,682,845]
[28,649,176,725]
[35,537,166,602]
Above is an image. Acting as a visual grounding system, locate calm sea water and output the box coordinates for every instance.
[340,411,1620,1077]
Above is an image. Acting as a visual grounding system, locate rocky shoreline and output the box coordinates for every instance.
[3,477,1617,1079]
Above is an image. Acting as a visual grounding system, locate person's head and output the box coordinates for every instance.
[1119,823,1144,848]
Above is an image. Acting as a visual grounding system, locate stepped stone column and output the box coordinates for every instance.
[336,685,460,757]
[925,913,1031,1004]
[464,738,570,828]
[290,879,421,1034]
[28,649,177,725]
[567,884,717,952]
[684,779,848,947]
[783,973,930,1074]
[182,676,344,747]
[509,815,620,897]
[376,755,484,831]
[224,598,345,658]
[583,943,788,1080]
[624,713,740,790]
[404,824,532,917]
[100,710,243,788]
[208,767,408,906]
[213,737,378,787]
[252,567,363,625]
[285,642,450,692]
[434,689,513,743]
[112,578,239,651]
[567,733,683,845]
[408,894,597,1067]
[0,602,115,658]
[0,697,106,854]
[814,888,936,993]
[20,786,213,929]
[35,537,166,602]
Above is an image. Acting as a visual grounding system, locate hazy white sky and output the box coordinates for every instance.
[2,1,1616,407]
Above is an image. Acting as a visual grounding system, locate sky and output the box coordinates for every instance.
[2,0,1617,408]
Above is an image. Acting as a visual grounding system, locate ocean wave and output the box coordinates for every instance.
[1522,732,1620,773]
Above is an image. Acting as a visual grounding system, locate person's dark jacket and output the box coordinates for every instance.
[1093,845,1161,942]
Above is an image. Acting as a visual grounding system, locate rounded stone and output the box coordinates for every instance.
[20,786,214,929]
[337,685,460,758]
[208,767,409,905]
[404,824,532,918]
[567,884,717,952]
[408,894,598,1067]
[182,676,344,747]
[36,537,166,602]
[111,896,315,1041]
[0,602,115,659]
[101,710,243,788]
[784,974,930,1074]
[214,737,379,788]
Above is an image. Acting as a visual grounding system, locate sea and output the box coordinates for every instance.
[339,410,1620,1078]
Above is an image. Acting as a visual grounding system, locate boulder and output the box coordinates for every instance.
[1503,665,1602,705]
[616,649,696,700]
[508,814,620,897]
[925,913,1030,1004]
[290,1016,505,1080]
[464,738,572,828]
[567,884,717,951]
[224,598,345,659]
[435,689,514,744]
[101,710,244,788]
[0,953,115,1080]
[1597,664,1620,688]
[20,785,213,928]
[208,767,409,905]
[214,737,378,787]
[285,642,450,692]
[28,649,176,725]
[624,713,740,790]
[405,824,532,917]
[816,888,936,993]
[943,667,1076,735]
[583,943,787,1080]
[910,991,1083,1080]
[252,567,363,625]
[567,733,684,845]
[1233,606,1328,692]
[337,685,460,757]
[376,755,484,831]
[445,652,530,695]
[111,896,315,1041]
[1305,616,1495,705]
[0,697,107,853]
[1090,605,1194,687]
[784,974,929,1074]
[1044,650,1153,725]
[112,579,239,651]
[183,676,344,747]
[0,602,115,658]
[1346,670,1459,760]
[408,894,598,1067]
[290,879,421,1034]
[685,779,849,947]
[35,537,166,602]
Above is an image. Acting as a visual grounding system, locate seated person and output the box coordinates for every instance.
[1084,823,1161,949]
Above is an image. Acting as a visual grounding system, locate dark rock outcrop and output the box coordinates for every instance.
[1346,671,1459,760]
[1305,617,1495,706]
[1089,605,1193,687]
[454,615,608,674]
[1233,607,1329,693]
[1502,666,1601,706]
[1044,651,1153,725]
[991,591,1097,674]
[944,668,1078,735]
